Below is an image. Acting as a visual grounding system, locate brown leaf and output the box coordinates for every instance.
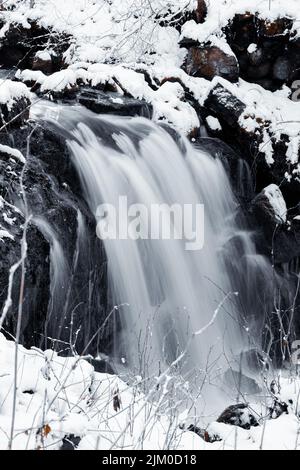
[41,424,51,438]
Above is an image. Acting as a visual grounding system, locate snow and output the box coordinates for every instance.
[0,229,14,241]
[0,79,31,110]
[0,144,26,164]
[181,0,300,45]
[0,333,203,450]
[0,0,299,451]
[35,50,51,62]
[248,43,258,54]
[263,184,287,223]
[0,332,299,450]
[4,0,298,148]
[206,115,222,131]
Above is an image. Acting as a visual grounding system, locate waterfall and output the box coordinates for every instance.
[33,217,69,348]
[32,102,272,385]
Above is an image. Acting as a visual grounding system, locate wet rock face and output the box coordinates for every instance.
[183,45,239,82]
[203,80,300,204]
[0,124,110,356]
[0,149,50,347]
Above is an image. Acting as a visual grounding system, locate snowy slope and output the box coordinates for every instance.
[0,333,299,450]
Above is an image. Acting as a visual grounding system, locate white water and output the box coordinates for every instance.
[32,103,272,389]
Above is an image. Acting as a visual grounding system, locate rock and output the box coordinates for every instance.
[217,403,259,430]
[225,13,258,52]
[259,18,293,39]
[32,50,53,75]
[247,61,271,79]
[184,44,239,82]
[269,398,289,419]
[187,424,222,443]
[195,0,207,24]
[61,435,81,450]
[78,88,153,118]
[0,80,31,129]
[0,20,71,70]
[0,96,30,129]
[156,0,207,31]
[0,124,110,356]
[251,184,287,228]
[204,82,246,126]
[194,137,254,202]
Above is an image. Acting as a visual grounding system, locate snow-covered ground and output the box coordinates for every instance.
[0,333,299,450]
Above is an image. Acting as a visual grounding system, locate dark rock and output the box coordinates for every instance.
[32,51,53,75]
[61,435,81,450]
[86,357,115,375]
[183,45,239,82]
[225,13,258,52]
[0,20,71,71]
[269,398,289,419]
[204,82,246,126]
[259,18,293,39]
[195,0,208,24]
[156,0,207,32]
[234,349,270,373]
[247,61,271,79]
[217,403,259,430]
[251,185,286,229]
[0,96,30,129]
[78,88,153,118]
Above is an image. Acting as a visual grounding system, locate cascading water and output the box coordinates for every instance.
[33,217,69,348]
[32,102,273,390]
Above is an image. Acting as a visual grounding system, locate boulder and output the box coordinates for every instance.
[217,403,259,430]
[204,82,246,126]
[251,184,287,228]
[183,44,239,82]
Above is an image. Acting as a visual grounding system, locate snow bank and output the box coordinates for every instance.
[0,333,202,450]
[0,333,299,450]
